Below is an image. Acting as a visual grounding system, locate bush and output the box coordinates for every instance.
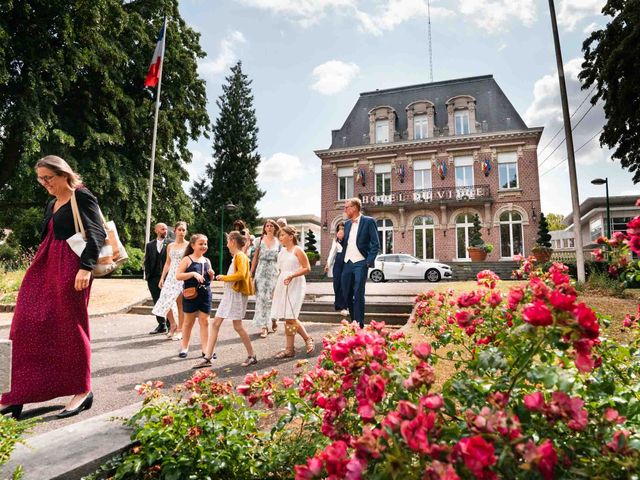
[96,263,640,479]
[579,270,627,298]
[305,251,319,265]
[0,414,32,478]
[113,246,144,275]
[0,243,19,264]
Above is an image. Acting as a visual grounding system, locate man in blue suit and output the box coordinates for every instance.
[340,197,380,328]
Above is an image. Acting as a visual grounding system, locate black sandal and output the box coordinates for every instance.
[241,355,257,367]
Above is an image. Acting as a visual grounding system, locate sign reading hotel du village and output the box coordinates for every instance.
[361,185,492,206]
[316,75,544,264]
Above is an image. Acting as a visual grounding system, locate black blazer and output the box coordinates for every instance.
[144,240,168,280]
[41,187,106,271]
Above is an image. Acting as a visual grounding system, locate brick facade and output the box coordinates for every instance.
[316,77,543,266]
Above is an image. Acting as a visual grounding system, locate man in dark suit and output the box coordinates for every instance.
[144,223,169,334]
[340,198,379,328]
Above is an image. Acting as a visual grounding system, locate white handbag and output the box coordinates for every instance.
[66,190,128,277]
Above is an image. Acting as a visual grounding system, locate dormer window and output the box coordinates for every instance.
[414,114,428,139]
[446,95,477,136]
[455,111,470,135]
[368,106,397,145]
[376,119,389,143]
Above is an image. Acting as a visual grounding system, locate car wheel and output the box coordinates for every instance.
[425,268,441,283]
[370,269,385,283]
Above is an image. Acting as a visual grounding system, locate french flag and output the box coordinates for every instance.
[144,18,167,88]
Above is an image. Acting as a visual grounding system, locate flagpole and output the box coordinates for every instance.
[144,18,167,246]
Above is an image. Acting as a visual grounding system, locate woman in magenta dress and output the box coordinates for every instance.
[0,155,105,419]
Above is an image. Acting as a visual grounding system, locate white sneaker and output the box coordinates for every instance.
[340,309,349,317]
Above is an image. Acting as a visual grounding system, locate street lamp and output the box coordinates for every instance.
[591,178,611,239]
[219,203,237,273]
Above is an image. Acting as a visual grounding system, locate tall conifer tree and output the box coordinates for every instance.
[192,61,264,268]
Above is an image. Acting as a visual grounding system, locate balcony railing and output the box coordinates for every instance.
[359,185,492,207]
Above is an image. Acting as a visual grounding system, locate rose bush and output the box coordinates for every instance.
[94,264,640,479]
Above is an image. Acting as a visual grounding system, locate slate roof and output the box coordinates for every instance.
[328,75,530,150]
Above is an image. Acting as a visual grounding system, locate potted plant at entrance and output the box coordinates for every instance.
[532,212,554,263]
[467,214,492,261]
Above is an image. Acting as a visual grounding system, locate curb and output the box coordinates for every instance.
[1,402,140,480]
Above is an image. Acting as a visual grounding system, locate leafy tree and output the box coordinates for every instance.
[580,0,640,182]
[536,213,552,248]
[0,0,210,247]
[191,61,264,269]
[469,214,485,247]
[305,230,318,254]
[546,213,567,231]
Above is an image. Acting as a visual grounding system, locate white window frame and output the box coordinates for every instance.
[499,211,524,258]
[590,218,603,241]
[414,114,428,140]
[376,119,389,144]
[454,110,470,135]
[413,159,432,191]
[374,163,392,198]
[455,213,474,260]
[377,218,394,254]
[337,167,354,201]
[455,156,474,198]
[413,216,435,260]
[498,152,519,190]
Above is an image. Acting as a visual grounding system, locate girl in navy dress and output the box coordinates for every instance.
[175,234,214,358]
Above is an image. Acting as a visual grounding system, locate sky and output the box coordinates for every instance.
[177,0,639,219]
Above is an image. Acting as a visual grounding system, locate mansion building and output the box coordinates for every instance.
[315,75,543,264]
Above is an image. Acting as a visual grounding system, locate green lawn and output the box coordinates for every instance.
[0,269,24,304]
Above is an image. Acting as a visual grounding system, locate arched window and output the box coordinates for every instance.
[377,219,394,254]
[413,216,435,260]
[456,213,475,260]
[500,211,524,258]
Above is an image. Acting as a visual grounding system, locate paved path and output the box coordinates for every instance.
[0,313,338,435]
[0,277,461,435]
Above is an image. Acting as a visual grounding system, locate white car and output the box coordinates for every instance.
[368,254,452,283]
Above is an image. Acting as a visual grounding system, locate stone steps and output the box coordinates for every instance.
[129,301,412,326]
[446,261,517,281]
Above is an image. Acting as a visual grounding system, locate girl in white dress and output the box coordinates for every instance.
[193,231,257,369]
[152,221,188,339]
[270,226,314,358]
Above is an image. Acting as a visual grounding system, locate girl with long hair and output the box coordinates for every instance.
[175,234,214,358]
[194,231,257,369]
[251,219,280,338]
[152,221,188,339]
[270,226,314,358]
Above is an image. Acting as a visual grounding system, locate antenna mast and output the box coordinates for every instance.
[428,0,434,82]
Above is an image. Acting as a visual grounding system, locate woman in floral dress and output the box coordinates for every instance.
[152,221,188,339]
[251,219,280,337]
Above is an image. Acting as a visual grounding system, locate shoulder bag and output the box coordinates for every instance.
[67,190,128,277]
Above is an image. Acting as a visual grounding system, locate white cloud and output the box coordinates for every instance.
[525,57,608,168]
[557,0,604,31]
[582,21,599,34]
[497,43,507,52]
[457,0,537,33]
[237,0,355,27]
[238,0,536,35]
[311,60,360,95]
[354,0,454,36]
[256,153,321,216]
[258,152,306,182]
[198,31,246,77]
[525,57,614,214]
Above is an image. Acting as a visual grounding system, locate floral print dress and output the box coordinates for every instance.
[252,238,280,328]
[152,246,186,319]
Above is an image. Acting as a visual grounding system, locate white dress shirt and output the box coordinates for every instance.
[344,215,365,263]
[156,239,164,253]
